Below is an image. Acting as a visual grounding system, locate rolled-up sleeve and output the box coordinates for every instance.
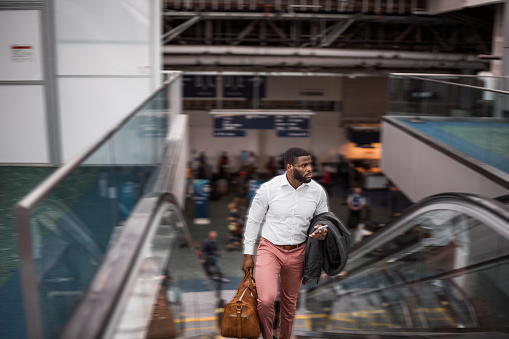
[315,186,329,215]
[243,184,269,255]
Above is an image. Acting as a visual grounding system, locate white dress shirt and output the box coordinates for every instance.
[243,173,329,255]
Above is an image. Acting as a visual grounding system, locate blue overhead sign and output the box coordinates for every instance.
[183,75,217,97]
[213,115,310,130]
[274,115,309,130]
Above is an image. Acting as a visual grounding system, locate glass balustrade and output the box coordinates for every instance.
[388,74,509,175]
[15,73,183,339]
[305,194,509,335]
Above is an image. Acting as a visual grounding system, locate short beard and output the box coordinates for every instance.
[293,169,311,183]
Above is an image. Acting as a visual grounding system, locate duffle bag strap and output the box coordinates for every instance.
[247,271,258,300]
[236,305,242,339]
[237,272,250,293]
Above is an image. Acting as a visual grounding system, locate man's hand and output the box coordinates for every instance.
[309,224,328,240]
[242,254,254,274]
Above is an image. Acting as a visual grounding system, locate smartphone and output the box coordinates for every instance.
[312,225,328,234]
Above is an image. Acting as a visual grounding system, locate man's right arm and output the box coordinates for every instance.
[242,254,254,273]
[242,184,268,255]
[242,184,269,272]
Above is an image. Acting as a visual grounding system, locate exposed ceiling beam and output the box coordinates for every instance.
[232,20,260,46]
[267,21,291,46]
[427,26,449,50]
[162,15,201,44]
[320,18,356,47]
[394,25,415,43]
[162,10,450,24]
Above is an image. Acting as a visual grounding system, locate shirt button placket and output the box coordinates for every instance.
[292,190,297,241]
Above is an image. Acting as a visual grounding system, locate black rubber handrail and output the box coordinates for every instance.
[307,193,509,294]
[496,195,509,204]
[349,192,509,256]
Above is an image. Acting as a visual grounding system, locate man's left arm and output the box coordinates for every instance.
[309,186,329,240]
[316,185,329,214]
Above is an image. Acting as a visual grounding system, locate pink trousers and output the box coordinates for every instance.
[255,238,305,339]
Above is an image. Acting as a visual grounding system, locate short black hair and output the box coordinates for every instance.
[284,147,310,166]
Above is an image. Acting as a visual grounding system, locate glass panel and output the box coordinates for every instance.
[305,204,509,335]
[388,74,509,175]
[30,165,113,339]
[112,202,213,338]
[22,77,179,339]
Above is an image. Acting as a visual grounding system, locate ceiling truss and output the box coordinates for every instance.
[161,0,495,72]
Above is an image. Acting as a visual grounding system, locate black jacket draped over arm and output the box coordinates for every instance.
[303,212,351,285]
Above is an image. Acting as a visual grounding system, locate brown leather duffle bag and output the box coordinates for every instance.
[220,271,260,339]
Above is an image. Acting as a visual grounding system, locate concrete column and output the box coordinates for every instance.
[502,2,509,78]
[491,3,504,76]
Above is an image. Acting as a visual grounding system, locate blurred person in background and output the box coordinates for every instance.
[265,156,277,180]
[347,187,366,231]
[201,230,230,283]
[217,151,230,196]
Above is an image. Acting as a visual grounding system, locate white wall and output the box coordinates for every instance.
[0,10,48,163]
[381,121,509,202]
[58,77,152,162]
[55,0,160,162]
[0,86,49,163]
[264,76,343,101]
[0,1,161,165]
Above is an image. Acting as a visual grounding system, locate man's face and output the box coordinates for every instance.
[290,155,313,183]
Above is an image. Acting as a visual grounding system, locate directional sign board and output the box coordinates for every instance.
[213,115,310,130]
[183,75,216,97]
[273,115,309,130]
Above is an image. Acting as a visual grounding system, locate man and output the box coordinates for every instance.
[347,187,366,231]
[242,147,329,339]
[201,230,230,283]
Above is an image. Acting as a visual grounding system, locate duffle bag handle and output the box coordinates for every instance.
[238,270,258,300]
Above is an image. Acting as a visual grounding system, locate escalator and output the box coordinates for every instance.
[303,193,509,338]
[24,188,509,338]
[13,72,194,339]
[59,192,214,339]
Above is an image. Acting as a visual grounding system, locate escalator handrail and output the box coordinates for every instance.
[15,72,181,213]
[496,195,509,204]
[304,193,509,335]
[348,192,509,262]
[58,192,208,339]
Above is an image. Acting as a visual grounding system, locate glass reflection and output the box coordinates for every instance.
[24,80,178,339]
[306,208,509,335]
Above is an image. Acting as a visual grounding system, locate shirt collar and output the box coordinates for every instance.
[280,172,310,188]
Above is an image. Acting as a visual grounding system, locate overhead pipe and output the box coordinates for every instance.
[163,45,488,69]
[163,54,486,69]
[163,45,483,62]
